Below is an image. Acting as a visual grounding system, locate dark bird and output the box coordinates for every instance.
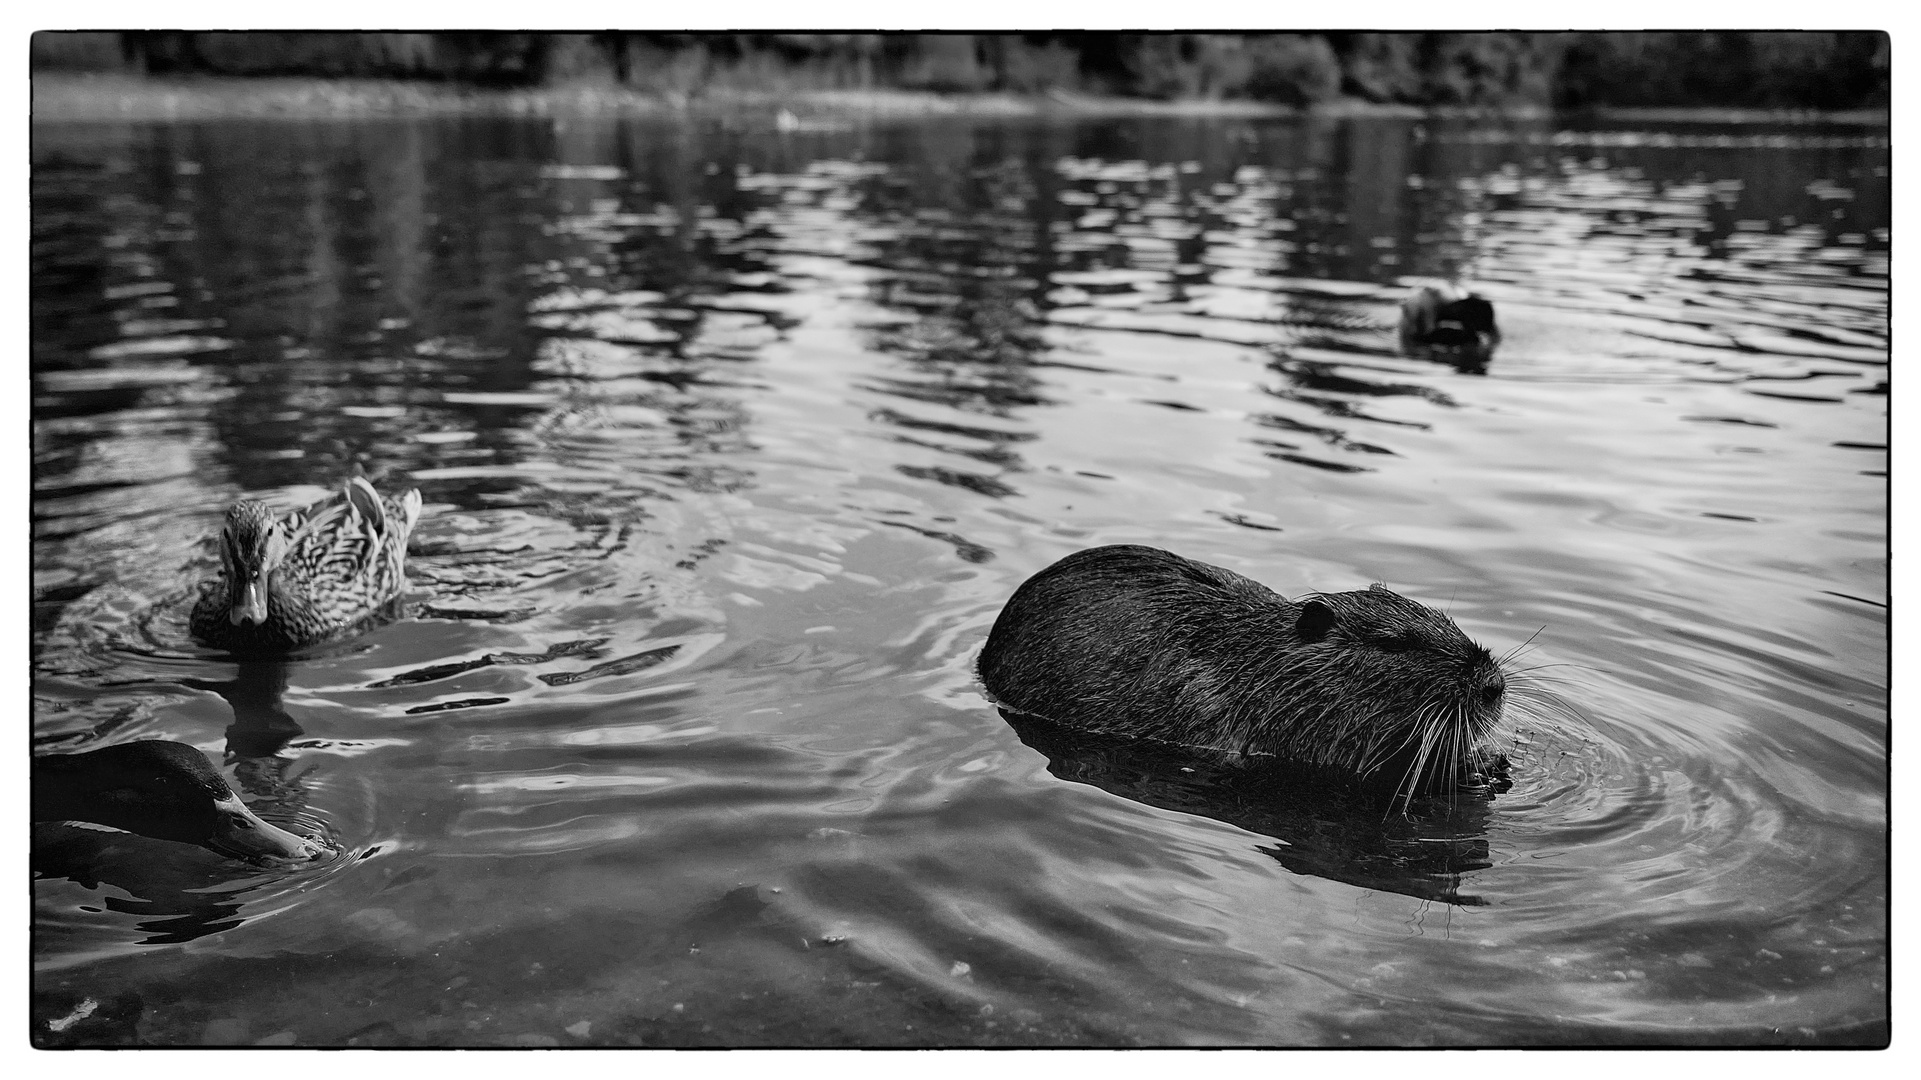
[190,476,422,654]
[1399,283,1500,364]
[32,740,320,862]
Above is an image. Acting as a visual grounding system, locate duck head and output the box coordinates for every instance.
[1398,284,1500,372]
[1428,294,1499,347]
[219,501,292,627]
[33,741,321,863]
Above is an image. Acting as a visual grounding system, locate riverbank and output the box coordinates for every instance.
[29,73,1890,127]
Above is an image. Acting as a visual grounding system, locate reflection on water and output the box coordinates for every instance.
[32,110,1885,1046]
[1003,711,1507,907]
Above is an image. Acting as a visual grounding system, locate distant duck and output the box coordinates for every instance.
[1399,283,1500,360]
[32,740,320,862]
[190,476,422,655]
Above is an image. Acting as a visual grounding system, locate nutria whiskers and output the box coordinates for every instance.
[978,545,1513,801]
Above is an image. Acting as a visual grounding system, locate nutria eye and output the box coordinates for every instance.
[1296,601,1336,643]
[1375,634,1416,653]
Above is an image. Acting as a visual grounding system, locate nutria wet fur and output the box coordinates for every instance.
[978,545,1508,798]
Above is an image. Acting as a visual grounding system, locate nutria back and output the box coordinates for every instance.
[978,545,1507,796]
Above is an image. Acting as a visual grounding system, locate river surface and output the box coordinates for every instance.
[30,108,1887,1046]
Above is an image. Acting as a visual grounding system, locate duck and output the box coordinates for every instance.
[189,476,422,654]
[32,740,320,862]
[1398,282,1500,358]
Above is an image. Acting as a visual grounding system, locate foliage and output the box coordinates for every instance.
[29,31,1890,112]
[1554,31,1888,110]
[978,35,1086,94]
[1105,34,1343,104]
[1241,36,1345,106]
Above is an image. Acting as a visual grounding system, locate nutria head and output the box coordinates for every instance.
[1253,584,1506,798]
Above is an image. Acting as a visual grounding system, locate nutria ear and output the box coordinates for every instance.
[1296,600,1335,642]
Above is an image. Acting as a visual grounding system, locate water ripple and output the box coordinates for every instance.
[32,111,1884,1046]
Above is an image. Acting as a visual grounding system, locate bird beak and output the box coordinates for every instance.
[229,575,270,626]
[206,793,321,862]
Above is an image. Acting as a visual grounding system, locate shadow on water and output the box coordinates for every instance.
[32,824,273,945]
[186,660,304,760]
[1400,337,1496,374]
[1003,710,1505,907]
[188,661,324,824]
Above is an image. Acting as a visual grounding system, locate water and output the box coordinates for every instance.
[30,110,1887,1046]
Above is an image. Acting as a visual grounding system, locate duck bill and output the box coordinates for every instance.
[206,793,320,862]
[229,576,270,626]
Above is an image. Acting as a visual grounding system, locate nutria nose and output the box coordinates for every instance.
[1478,671,1506,707]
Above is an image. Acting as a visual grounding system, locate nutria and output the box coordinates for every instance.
[977,545,1510,800]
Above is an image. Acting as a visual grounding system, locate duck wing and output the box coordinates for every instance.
[345,476,423,548]
[284,478,418,581]
[343,475,384,527]
[390,486,423,547]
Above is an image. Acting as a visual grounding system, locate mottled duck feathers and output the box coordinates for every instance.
[189,477,422,654]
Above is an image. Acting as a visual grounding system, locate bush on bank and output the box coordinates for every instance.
[29,31,1891,112]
